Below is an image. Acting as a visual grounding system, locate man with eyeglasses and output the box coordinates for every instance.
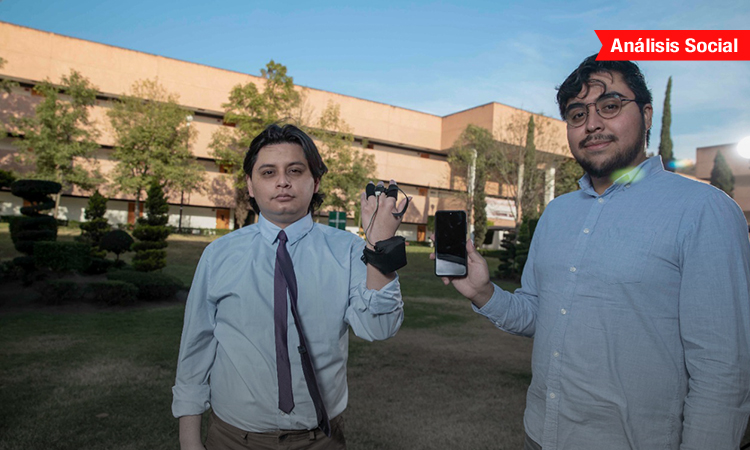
[437,54,750,449]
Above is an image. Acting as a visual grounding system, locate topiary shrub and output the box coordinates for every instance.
[106,270,183,301]
[34,241,91,273]
[99,229,134,262]
[38,279,79,305]
[84,257,114,275]
[9,179,61,257]
[132,183,170,272]
[79,190,111,258]
[87,280,138,306]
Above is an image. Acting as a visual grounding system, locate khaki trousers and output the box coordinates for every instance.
[205,411,346,450]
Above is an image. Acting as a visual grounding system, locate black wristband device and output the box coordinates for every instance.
[361,236,407,274]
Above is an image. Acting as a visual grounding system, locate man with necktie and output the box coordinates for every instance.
[173,124,407,450]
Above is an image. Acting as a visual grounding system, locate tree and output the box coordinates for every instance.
[449,125,495,246]
[710,151,734,198]
[0,57,18,138]
[306,101,375,223]
[658,77,674,171]
[486,111,563,223]
[520,116,543,219]
[496,216,538,281]
[209,61,301,228]
[555,158,584,197]
[108,79,204,218]
[79,190,111,257]
[132,182,170,272]
[14,70,101,217]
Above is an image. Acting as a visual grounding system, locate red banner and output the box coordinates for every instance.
[595,30,750,60]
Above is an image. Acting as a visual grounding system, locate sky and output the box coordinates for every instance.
[0,0,748,163]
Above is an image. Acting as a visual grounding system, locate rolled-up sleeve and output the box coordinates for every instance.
[473,233,540,338]
[344,240,404,342]
[172,247,218,418]
[678,192,750,449]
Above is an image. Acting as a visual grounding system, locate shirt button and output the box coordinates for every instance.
[598,198,604,204]
[553,351,560,358]
[561,308,567,315]
[583,228,590,234]
[569,267,576,272]
[550,393,556,399]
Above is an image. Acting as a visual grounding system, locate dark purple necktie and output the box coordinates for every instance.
[274,230,331,437]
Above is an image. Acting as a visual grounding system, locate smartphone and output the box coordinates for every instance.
[434,210,468,277]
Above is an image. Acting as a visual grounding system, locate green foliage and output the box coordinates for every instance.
[34,241,91,272]
[39,280,79,305]
[554,158,584,197]
[11,179,62,213]
[108,78,204,216]
[142,182,170,226]
[107,270,183,301]
[209,60,301,227]
[132,183,170,271]
[497,217,538,281]
[13,70,102,209]
[87,280,138,306]
[308,101,375,219]
[84,257,114,275]
[79,190,110,256]
[449,125,496,246]
[8,182,60,256]
[0,169,16,189]
[99,229,134,260]
[710,151,734,197]
[521,116,543,219]
[658,77,674,171]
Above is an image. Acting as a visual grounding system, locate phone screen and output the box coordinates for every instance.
[435,210,467,277]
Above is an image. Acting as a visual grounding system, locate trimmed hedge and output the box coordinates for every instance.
[39,280,79,305]
[87,280,138,306]
[34,241,91,272]
[106,270,183,301]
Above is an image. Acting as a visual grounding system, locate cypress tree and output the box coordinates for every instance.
[658,77,674,171]
[132,183,171,271]
[79,190,111,257]
[710,151,734,198]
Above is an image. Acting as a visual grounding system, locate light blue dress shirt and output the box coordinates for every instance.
[477,157,750,449]
[172,213,404,432]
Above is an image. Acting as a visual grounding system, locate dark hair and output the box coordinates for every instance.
[556,54,653,145]
[243,124,328,214]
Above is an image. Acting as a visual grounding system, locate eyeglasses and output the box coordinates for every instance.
[564,94,642,128]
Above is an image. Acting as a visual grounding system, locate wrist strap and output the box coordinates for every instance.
[361,236,407,274]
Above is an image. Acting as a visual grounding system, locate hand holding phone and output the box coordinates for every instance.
[434,210,467,277]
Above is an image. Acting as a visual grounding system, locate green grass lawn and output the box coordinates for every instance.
[0,224,527,449]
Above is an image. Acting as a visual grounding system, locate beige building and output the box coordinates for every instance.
[695,143,750,224]
[0,22,571,242]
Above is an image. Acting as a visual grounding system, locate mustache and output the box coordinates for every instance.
[579,134,617,149]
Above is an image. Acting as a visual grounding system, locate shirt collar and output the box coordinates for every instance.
[258,213,314,245]
[578,155,664,197]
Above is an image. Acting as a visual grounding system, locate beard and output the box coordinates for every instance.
[574,119,647,179]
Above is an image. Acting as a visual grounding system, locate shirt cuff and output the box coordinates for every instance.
[471,284,508,324]
[359,273,402,315]
[172,384,211,418]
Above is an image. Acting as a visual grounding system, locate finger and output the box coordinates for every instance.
[429,252,435,260]
[441,277,451,285]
